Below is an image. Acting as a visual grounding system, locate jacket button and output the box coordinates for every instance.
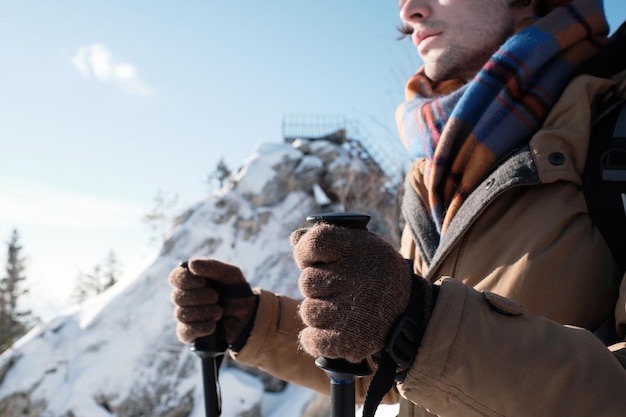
[549,152,565,165]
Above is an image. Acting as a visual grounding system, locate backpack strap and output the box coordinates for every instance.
[583,98,626,273]
[576,19,626,275]
[602,103,626,183]
[587,100,626,346]
[613,101,626,140]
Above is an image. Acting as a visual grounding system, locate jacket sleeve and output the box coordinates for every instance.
[398,277,626,417]
[231,288,401,405]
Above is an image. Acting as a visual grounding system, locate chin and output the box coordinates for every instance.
[425,64,474,83]
[423,66,444,82]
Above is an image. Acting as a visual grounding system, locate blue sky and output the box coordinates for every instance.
[1,1,625,320]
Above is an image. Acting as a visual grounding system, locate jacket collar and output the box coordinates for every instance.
[402,146,540,278]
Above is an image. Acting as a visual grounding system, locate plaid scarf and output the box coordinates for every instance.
[396,0,608,235]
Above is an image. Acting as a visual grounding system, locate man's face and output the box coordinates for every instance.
[399,0,529,81]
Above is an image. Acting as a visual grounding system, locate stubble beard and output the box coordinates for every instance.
[424,20,517,82]
[431,43,501,82]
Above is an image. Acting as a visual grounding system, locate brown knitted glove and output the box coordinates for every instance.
[291,224,427,364]
[169,258,257,346]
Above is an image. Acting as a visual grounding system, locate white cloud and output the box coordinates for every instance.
[114,63,136,80]
[70,43,155,97]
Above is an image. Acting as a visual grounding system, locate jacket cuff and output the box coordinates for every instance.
[229,292,260,352]
[231,288,302,367]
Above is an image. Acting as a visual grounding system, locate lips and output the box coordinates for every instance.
[413,30,442,50]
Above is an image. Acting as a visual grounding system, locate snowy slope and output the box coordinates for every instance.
[0,138,402,417]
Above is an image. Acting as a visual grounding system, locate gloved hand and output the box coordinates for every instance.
[291,224,433,364]
[169,258,258,347]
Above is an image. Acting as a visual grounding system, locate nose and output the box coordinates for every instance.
[399,0,430,24]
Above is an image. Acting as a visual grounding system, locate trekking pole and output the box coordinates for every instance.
[181,261,228,417]
[306,212,374,417]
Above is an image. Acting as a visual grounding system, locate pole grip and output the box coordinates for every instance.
[181,261,228,417]
[305,212,371,230]
[307,212,374,417]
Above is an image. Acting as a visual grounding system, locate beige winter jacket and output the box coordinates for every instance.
[233,73,626,416]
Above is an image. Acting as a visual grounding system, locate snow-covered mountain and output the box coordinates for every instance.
[0,133,406,417]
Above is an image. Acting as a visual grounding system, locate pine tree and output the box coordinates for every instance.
[142,189,179,243]
[0,229,34,352]
[85,264,104,295]
[71,270,90,304]
[102,250,119,290]
[71,250,121,303]
[208,157,232,190]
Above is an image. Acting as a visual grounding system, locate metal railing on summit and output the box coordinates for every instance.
[282,114,410,186]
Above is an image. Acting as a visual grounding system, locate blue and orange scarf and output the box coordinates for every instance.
[396,0,608,234]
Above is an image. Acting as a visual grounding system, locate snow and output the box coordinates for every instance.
[0,139,402,417]
[313,183,332,206]
[233,142,303,197]
[219,369,264,416]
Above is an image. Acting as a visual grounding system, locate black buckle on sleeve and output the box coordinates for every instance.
[383,274,429,369]
[385,314,421,368]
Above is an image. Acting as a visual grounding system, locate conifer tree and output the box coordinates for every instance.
[71,250,121,303]
[208,157,232,189]
[142,189,179,243]
[0,229,34,352]
[71,270,90,304]
[102,250,119,290]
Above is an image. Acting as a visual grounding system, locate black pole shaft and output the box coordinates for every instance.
[193,342,223,417]
[315,357,372,417]
[308,213,374,417]
[330,378,356,417]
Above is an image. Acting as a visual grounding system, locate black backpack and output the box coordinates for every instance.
[579,21,626,274]
[576,22,626,345]
[583,98,626,273]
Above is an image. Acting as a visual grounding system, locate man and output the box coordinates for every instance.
[169,0,626,415]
